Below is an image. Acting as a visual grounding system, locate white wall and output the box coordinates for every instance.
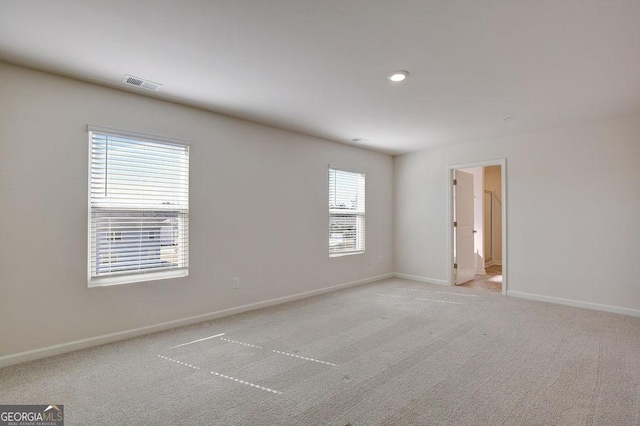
[394,114,640,313]
[0,63,393,358]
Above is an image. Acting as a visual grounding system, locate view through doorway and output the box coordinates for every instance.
[448,159,506,295]
[460,264,503,292]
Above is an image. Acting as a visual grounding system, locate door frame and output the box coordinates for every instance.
[447,158,507,295]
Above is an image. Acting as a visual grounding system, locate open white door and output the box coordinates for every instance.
[454,170,475,284]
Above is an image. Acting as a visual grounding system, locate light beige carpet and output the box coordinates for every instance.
[1,278,639,425]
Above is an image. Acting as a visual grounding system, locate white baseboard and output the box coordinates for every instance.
[507,290,640,318]
[0,273,392,369]
[392,273,449,286]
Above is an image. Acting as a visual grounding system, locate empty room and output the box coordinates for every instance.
[1,1,639,425]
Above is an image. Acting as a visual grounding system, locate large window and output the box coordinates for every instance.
[328,166,365,256]
[88,126,189,286]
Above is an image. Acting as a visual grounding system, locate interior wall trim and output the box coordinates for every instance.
[507,290,640,318]
[393,273,449,286]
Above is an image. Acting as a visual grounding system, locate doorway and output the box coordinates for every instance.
[448,159,507,295]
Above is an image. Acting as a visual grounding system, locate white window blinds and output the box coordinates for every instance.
[89,126,189,286]
[329,166,365,256]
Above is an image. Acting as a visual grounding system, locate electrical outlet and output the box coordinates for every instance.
[232,277,239,289]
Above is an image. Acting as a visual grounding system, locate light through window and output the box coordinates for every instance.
[328,166,365,256]
[88,126,189,286]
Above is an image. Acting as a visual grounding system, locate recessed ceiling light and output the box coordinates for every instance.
[387,70,409,82]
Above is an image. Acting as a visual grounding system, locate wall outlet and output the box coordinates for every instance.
[232,277,240,289]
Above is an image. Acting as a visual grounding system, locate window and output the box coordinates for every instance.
[88,126,189,286]
[328,166,365,256]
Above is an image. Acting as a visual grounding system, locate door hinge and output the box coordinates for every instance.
[454,263,458,269]
[453,221,457,227]
[453,179,457,185]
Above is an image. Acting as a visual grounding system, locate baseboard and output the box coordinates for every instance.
[0,273,392,369]
[392,273,449,286]
[507,290,640,318]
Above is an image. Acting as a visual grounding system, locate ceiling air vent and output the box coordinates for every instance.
[350,138,370,144]
[122,75,162,91]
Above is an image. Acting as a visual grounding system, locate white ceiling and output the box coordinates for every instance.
[1,0,639,155]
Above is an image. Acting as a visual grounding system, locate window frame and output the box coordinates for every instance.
[87,125,190,287]
[328,165,366,257]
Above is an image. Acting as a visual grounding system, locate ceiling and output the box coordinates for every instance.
[1,0,639,155]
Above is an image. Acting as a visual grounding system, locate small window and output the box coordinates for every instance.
[88,126,189,286]
[328,166,365,256]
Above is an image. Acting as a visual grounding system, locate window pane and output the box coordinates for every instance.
[330,214,363,253]
[89,128,189,284]
[329,167,365,256]
[92,210,186,276]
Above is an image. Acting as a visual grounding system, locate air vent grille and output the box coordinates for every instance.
[125,76,144,86]
[350,138,370,144]
[122,75,162,91]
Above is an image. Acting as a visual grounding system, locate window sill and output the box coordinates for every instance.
[88,268,188,288]
[329,251,365,258]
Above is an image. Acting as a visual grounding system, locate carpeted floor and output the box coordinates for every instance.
[1,278,639,425]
